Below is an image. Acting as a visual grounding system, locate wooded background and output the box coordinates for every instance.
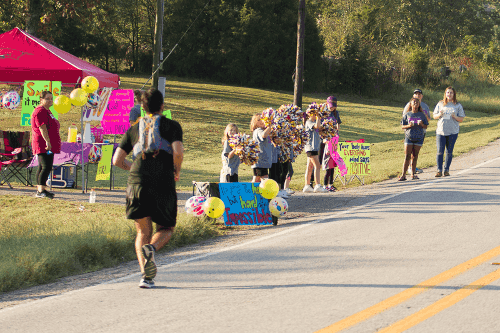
[1,0,499,95]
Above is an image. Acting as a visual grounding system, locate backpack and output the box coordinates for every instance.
[132,114,172,160]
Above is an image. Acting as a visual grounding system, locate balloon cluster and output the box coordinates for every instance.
[306,102,329,119]
[259,179,288,217]
[266,104,308,162]
[185,196,226,219]
[319,117,338,141]
[53,76,99,114]
[228,133,260,166]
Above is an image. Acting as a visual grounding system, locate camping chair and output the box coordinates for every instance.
[0,131,34,186]
[0,159,13,189]
[192,181,220,198]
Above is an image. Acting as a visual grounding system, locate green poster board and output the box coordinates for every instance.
[20,81,61,126]
[140,107,172,119]
[95,145,114,181]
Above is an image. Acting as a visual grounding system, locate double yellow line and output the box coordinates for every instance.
[317,245,500,333]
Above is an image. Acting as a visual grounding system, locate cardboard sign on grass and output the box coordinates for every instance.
[219,182,273,226]
[338,142,371,175]
[20,81,61,126]
[95,144,114,181]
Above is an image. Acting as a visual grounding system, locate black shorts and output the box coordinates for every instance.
[306,151,319,157]
[252,168,269,177]
[126,183,177,228]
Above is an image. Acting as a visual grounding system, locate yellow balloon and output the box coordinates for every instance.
[259,179,279,199]
[81,76,99,93]
[70,88,88,106]
[202,197,225,219]
[53,95,71,114]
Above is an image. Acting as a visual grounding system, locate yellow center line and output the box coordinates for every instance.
[378,268,500,333]
[316,245,500,333]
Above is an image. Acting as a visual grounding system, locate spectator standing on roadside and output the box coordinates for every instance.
[303,112,327,193]
[31,91,61,199]
[398,98,429,181]
[113,88,184,289]
[403,89,430,174]
[250,114,272,183]
[433,86,465,177]
[220,123,240,183]
[129,90,143,125]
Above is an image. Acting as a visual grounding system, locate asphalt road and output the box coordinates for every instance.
[1,156,500,332]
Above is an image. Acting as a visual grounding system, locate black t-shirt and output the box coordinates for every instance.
[119,116,183,186]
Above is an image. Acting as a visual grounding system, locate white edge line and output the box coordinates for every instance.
[2,155,500,313]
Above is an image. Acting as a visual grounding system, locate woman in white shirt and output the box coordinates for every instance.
[433,86,466,177]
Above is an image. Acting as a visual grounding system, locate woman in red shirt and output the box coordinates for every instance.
[31,91,61,198]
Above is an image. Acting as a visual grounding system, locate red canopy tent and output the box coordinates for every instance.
[0,27,120,88]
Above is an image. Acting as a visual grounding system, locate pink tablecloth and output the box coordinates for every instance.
[28,142,117,167]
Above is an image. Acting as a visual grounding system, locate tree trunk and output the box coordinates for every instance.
[293,0,306,109]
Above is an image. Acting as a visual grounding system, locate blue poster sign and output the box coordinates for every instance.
[219,182,273,226]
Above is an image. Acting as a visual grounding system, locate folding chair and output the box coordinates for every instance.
[192,181,220,198]
[0,159,13,189]
[0,131,34,186]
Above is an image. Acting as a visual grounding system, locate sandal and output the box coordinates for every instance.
[398,175,407,181]
[412,175,419,180]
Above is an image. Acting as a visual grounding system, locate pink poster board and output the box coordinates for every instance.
[100,89,134,135]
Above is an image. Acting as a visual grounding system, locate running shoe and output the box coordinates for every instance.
[444,171,450,176]
[35,191,52,199]
[43,190,55,198]
[302,185,314,193]
[142,244,157,280]
[284,188,295,195]
[435,172,442,177]
[139,278,155,289]
[277,190,290,199]
[313,184,327,193]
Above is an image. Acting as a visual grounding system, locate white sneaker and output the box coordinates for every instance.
[277,190,289,199]
[302,185,314,193]
[284,188,295,195]
[314,184,327,193]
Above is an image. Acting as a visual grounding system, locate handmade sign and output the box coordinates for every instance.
[338,142,371,175]
[219,182,273,226]
[20,81,61,126]
[141,107,172,119]
[82,87,113,122]
[100,89,134,134]
[95,144,114,181]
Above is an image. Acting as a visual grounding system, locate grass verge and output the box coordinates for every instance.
[0,195,226,293]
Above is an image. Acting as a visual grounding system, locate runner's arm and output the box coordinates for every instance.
[172,141,184,181]
[112,148,132,171]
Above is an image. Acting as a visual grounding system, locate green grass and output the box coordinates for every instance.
[0,195,226,293]
[1,73,500,293]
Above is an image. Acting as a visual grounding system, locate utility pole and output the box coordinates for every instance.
[153,0,165,90]
[293,0,306,109]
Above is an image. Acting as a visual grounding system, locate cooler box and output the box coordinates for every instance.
[47,163,77,188]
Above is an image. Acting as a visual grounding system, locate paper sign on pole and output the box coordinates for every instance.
[20,81,61,126]
[338,142,371,175]
[100,89,134,135]
[218,182,273,226]
[95,144,114,181]
[82,87,113,122]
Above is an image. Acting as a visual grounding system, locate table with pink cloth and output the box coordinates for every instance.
[28,142,118,167]
[28,142,119,192]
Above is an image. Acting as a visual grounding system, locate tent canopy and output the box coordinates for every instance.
[0,27,120,88]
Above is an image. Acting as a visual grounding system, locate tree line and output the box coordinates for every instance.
[1,0,499,95]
